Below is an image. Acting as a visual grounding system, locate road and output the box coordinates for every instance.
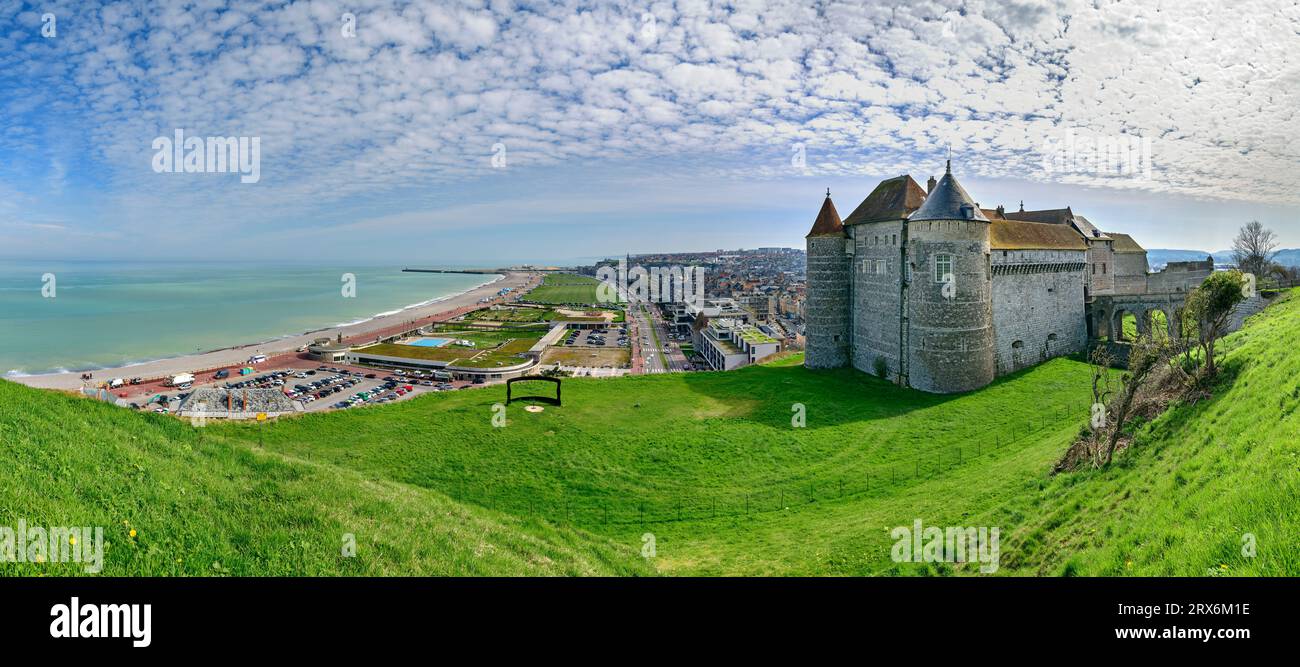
[630,302,690,374]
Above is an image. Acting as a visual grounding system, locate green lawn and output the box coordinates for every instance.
[465,306,558,323]
[0,380,645,576]
[3,291,1295,576]
[524,273,612,305]
[353,331,540,368]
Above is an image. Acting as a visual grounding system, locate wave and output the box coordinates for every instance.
[328,274,504,328]
[8,272,509,378]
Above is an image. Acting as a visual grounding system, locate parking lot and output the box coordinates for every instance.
[561,326,629,348]
[138,362,476,415]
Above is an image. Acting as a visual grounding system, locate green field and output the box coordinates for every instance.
[356,332,540,369]
[2,292,1296,576]
[523,273,612,305]
[464,306,559,323]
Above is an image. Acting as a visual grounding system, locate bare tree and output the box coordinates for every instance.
[1231,221,1278,279]
[1101,336,1163,466]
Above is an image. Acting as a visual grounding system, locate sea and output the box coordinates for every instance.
[0,260,498,376]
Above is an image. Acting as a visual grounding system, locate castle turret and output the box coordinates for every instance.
[804,190,851,369]
[903,161,995,392]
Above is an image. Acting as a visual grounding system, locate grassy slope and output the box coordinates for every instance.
[212,291,1299,576]
[0,380,648,576]
[5,293,1295,576]
[211,346,1103,575]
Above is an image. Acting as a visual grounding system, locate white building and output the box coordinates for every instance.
[699,318,782,371]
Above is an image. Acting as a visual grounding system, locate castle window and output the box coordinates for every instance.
[1048,333,1058,341]
[892,234,898,245]
[933,253,954,283]
[1012,340,1024,349]
[875,259,887,275]
[1102,263,1107,274]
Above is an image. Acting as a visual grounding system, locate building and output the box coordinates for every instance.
[804,161,1211,393]
[698,318,781,371]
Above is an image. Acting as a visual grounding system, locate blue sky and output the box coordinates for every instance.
[1,0,1297,265]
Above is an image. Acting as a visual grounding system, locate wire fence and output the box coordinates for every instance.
[432,401,1092,527]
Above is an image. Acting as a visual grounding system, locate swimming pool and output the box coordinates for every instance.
[405,338,452,348]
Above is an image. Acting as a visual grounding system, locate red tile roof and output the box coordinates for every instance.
[843,175,927,225]
[805,194,845,237]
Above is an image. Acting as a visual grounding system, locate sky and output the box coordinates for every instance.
[0,0,1297,265]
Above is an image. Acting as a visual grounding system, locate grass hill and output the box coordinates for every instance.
[2,291,1296,576]
[0,380,648,576]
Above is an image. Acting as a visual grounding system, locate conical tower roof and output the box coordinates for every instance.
[805,190,844,237]
[908,161,988,222]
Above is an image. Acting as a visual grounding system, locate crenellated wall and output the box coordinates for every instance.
[991,249,1088,374]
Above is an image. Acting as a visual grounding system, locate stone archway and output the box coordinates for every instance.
[1112,308,1138,341]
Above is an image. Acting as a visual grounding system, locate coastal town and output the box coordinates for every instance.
[15,246,809,420]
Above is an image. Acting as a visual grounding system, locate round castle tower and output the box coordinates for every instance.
[903,162,996,392]
[804,191,851,369]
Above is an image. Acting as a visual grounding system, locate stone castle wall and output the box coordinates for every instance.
[804,235,850,368]
[848,222,904,378]
[991,249,1088,375]
[905,219,995,393]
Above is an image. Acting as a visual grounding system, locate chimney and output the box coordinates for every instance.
[996,204,1005,216]
[927,175,937,193]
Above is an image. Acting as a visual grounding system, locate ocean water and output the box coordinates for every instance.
[0,261,497,376]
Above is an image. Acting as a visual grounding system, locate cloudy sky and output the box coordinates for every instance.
[1,0,1297,264]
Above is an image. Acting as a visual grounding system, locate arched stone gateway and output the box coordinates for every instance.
[1090,294,1188,342]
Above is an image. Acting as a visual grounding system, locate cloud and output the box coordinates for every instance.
[0,0,1295,256]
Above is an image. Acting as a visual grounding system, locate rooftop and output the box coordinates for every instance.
[907,162,989,222]
[1108,232,1147,254]
[805,191,845,237]
[991,219,1088,251]
[843,175,927,225]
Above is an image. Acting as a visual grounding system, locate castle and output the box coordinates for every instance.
[803,162,1213,393]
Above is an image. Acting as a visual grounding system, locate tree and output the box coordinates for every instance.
[1100,336,1163,466]
[1183,270,1247,377]
[1231,221,1278,279]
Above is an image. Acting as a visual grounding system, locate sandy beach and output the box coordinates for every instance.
[15,271,539,393]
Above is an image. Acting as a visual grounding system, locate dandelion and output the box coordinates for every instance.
[129,529,137,538]
[1219,563,1229,570]
[1125,560,1132,568]
[69,536,76,546]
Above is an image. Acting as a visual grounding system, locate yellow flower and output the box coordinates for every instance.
[1125,560,1132,568]
[1219,563,1229,570]
[129,529,137,538]
[69,536,76,546]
